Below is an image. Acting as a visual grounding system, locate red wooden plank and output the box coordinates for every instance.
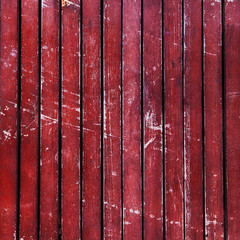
[143,1,163,239]
[20,0,39,239]
[203,1,224,239]
[103,0,122,239]
[40,0,60,238]
[122,0,142,238]
[184,0,203,239]
[61,1,81,239]
[82,0,101,239]
[0,1,19,239]
[225,1,240,239]
[164,0,184,239]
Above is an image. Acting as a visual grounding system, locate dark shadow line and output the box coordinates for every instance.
[161,0,166,239]
[16,0,22,238]
[37,0,42,239]
[221,0,227,239]
[58,1,63,239]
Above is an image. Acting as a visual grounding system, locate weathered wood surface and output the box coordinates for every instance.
[103,0,122,239]
[143,0,163,239]
[0,0,19,239]
[20,0,39,239]
[0,0,239,239]
[82,0,102,239]
[225,0,240,239]
[61,0,81,239]
[40,0,60,239]
[184,0,204,239]
[204,0,224,239]
[164,0,184,239]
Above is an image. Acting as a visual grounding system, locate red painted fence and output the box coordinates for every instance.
[0,0,239,239]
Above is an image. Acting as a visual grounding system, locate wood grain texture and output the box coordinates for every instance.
[0,0,19,239]
[122,0,142,239]
[20,0,39,239]
[82,0,101,239]
[164,0,184,239]
[143,0,163,239]
[203,0,224,239]
[61,1,81,239]
[184,0,204,239]
[103,0,122,239]
[225,0,240,239]
[40,0,60,238]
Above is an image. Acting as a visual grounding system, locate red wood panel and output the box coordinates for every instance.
[203,0,224,239]
[103,0,122,239]
[0,0,19,239]
[225,0,240,239]
[40,0,60,238]
[184,0,203,239]
[20,0,39,239]
[164,0,184,239]
[143,0,163,239]
[122,0,142,239]
[61,1,81,239]
[82,0,101,239]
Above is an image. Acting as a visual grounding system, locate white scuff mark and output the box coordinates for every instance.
[62,0,80,7]
[3,130,11,142]
[41,114,58,123]
[7,100,17,108]
[112,171,117,176]
[150,214,155,218]
[134,210,140,215]
[205,51,217,56]
[144,136,156,149]
[104,201,118,209]
[124,221,131,225]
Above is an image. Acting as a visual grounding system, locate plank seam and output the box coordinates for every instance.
[221,0,227,239]
[58,0,63,237]
[201,0,206,238]
[37,0,42,238]
[182,0,186,239]
[161,0,166,238]
[16,0,22,238]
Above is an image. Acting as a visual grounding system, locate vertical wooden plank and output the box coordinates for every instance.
[0,0,19,239]
[103,0,122,239]
[204,0,224,239]
[164,0,184,239]
[61,1,81,239]
[122,0,142,239]
[82,0,101,239]
[20,0,39,239]
[184,0,203,239]
[143,0,163,239]
[40,0,60,239]
[225,0,240,239]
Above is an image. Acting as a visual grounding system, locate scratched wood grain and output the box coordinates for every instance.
[122,0,142,239]
[0,0,19,239]
[82,0,102,239]
[203,0,224,239]
[61,0,81,239]
[164,0,184,239]
[184,0,204,239]
[103,0,122,239]
[40,0,60,238]
[143,0,163,239]
[225,0,240,239]
[20,0,39,239]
